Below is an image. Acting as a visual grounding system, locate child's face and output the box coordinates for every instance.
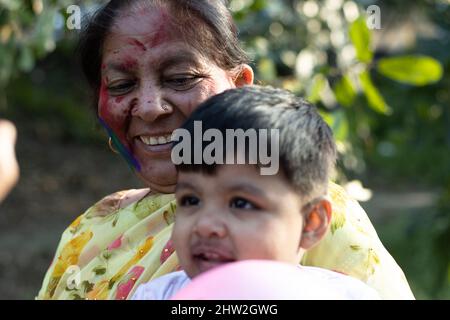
[173,164,307,278]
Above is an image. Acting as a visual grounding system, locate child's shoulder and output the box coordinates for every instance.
[299,265,381,299]
[132,270,190,300]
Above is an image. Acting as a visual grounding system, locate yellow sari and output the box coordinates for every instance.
[37,182,414,300]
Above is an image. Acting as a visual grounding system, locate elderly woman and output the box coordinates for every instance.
[37,0,414,300]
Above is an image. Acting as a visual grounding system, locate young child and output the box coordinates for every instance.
[132,86,380,300]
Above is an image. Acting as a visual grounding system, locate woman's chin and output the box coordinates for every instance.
[136,168,177,194]
[148,183,177,194]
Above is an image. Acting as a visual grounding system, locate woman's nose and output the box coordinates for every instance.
[194,211,227,239]
[131,84,173,122]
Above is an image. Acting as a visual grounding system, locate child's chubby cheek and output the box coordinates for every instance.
[98,79,132,150]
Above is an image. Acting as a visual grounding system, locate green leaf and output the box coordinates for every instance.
[19,46,36,72]
[108,280,116,290]
[307,74,326,103]
[93,266,107,276]
[250,0,267,11]
[257,57,276,82]
[331,208,346,235]
[112,214,119,227]
[333,76,356,107]
[0,0,21,10]
[102,251,112,260]
[82,281,94,293]
[349,17,373,63]
[377,55,443,86]
[321,110,349,143]
[359,71,391,115]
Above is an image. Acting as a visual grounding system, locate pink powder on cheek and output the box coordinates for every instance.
[98,82,131,148]
[98,81,110,117]
[115,96,125,104]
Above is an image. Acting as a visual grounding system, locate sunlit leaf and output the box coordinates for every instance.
[0,0,21,10]
[250,0,267,11]
[307,74,325,103]
[377,55,443,86]
[257,57,276,82]
[359,71,391,115]
[333,76,356,107]
[349,17,373,63]
[320,110,349,142]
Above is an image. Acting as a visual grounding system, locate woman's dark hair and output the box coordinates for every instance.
[79,0,249,110]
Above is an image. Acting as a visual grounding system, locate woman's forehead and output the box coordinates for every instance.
[104,6,211,64]
[109,6,176,49]
[102,37,208,70]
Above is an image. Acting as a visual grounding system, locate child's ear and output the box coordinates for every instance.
[233,64,254,87]
[300,199,332,250]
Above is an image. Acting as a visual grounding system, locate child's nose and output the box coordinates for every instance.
[193,211,227,239]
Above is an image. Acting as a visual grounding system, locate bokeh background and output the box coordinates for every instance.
[0,0,449,299]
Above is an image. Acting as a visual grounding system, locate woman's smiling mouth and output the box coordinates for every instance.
[135,133,174,153]
[139,134,173,146]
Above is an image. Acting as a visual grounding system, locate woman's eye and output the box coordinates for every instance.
[230,197,258,210]
[178,195,200,207]
[108,81,135,96]
[164,75,203,91]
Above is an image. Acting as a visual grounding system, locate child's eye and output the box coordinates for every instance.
[230,197,258,210]
[178,195,200,207]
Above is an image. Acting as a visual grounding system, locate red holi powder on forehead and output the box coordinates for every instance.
[127,38,147,52]
[150,22,169,48]
[143,9,174,49]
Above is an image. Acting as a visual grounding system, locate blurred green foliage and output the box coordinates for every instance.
[1,0,449,298]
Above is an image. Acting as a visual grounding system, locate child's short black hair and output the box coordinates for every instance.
[173,85,337,202]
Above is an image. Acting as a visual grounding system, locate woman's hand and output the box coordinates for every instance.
[0,119,19,202]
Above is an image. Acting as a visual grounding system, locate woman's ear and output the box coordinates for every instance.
[300,199,332,250]
[233,64,254,87]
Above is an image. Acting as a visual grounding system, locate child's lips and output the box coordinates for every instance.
[191,245,235,273]
[194,258,232,274]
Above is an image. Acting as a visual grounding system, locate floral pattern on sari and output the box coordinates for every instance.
[37,183,414,300]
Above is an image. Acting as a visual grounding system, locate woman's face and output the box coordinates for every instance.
[100,6,251,193]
